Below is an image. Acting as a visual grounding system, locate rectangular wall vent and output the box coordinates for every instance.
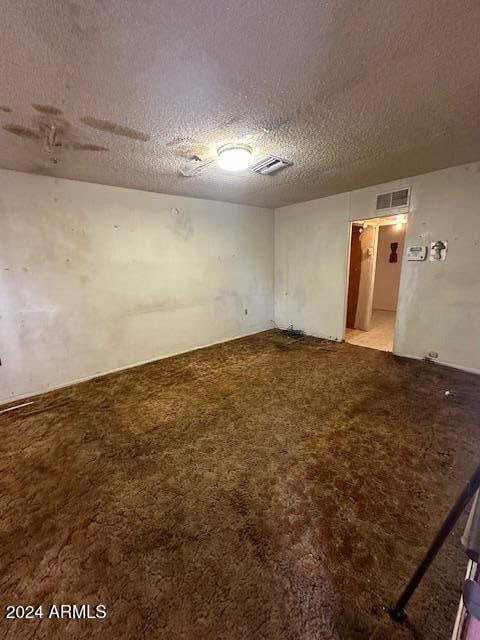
[391,188,409,207]
[375,187,410,211]
[249,155,292,175]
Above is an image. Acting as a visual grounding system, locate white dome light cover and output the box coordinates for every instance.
[217,143,252,171]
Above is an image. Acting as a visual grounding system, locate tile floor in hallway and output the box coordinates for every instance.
[345,309,396,352]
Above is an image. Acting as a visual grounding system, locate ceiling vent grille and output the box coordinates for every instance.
[376,187,410,211]
[249,155,292,175]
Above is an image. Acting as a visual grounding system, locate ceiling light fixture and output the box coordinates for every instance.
[217,143,252,171]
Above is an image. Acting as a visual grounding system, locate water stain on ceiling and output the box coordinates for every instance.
[68,142,109,152]
[80,116,150,142]
[3,108,110,165]
[32,104,64,116]
[3,124,40,140]
[0,0,479,207]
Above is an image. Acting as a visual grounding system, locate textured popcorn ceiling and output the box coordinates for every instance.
[0,0,479,208]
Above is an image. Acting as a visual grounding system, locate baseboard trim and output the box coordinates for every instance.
[0,327,270,408]
[392,351,480,376]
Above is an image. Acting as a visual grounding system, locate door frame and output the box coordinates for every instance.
[342,213,409,352]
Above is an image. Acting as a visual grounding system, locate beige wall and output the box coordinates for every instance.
[0,170,274,404]
[275,162,480,373]
[372,224,406,312]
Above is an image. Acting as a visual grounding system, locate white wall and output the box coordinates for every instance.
[0,170,274,403]
[275,162,480,373]
[372,224,406,312]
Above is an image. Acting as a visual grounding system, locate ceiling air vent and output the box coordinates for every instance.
[249,155,292,175]
[375,187,410,211]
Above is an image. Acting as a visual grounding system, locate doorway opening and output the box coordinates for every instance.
[345,213,408,352]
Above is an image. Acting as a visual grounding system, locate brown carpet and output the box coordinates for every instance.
[1,330,479,640]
